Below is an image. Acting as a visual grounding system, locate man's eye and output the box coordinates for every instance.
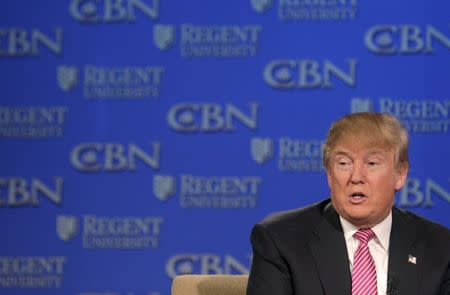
[338,161,350,166]
[367,161,378,166]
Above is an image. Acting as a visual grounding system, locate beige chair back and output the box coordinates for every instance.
[171,274,248,295]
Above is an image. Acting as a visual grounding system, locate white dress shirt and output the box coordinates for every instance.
[339,211,392,295]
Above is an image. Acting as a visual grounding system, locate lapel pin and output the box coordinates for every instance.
[408,255,417,265]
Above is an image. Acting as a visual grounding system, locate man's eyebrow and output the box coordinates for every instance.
[366,149,388,156]
[333,151,351,157]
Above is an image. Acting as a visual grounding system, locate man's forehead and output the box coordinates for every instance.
[332,138,392,156]
[333,134,391,150]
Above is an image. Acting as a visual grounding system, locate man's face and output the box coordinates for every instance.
[327,137,408,228]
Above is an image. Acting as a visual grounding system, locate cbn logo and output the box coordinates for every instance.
[365,24,450,54]
[250,137,274,164]
[264,59,358,89]
[0,28,63,57]
[58,65,79,91]
[397,178,450,207]
[70,142,160,172]
[153,24,175,50]
[153,174,176,201]
[0,177,64,207]
[167,103,259,132]
[250,0,273,13]
[70,0,159,23]
[166,254,251,279]
[57,215,79,241]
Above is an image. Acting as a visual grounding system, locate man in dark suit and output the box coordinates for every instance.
[247,112,450,295]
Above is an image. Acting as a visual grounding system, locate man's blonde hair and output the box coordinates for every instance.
[323,112,409,170]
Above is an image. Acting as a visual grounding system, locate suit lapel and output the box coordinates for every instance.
[308,203,352,295]
[388,208,422,295]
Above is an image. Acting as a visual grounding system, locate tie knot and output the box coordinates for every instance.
[354,228,375,244]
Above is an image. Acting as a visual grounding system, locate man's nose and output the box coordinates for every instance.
[350,163,365,184]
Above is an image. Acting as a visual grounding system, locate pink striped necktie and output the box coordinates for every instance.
[351,228,377,295]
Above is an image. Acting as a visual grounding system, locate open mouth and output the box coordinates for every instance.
[351,192,366,198]
[349,192,367,203]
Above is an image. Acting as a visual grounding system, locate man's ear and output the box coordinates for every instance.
[395,162,409,191]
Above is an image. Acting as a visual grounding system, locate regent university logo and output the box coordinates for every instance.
[153,24,262,57]
[153,174,176,201]
[57,215,79,241]
[57,65,79,91]
[0,107,67,139]
[56,214,163,249]
[153,25,175,50]
[250,0,358,21]
[251,137,325,172]
[153,174,261,209]
[351,98,374,113]
[57,65,164,98]
[250,0,273,13]
[251,137,274,164]
[350,97,450,133]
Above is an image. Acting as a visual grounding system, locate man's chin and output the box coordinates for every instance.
[344,213,374,228]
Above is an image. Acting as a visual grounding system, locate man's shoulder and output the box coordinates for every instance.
[258,198,330,233]
[394,207,450,241]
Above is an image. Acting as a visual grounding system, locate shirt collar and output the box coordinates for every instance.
[339,211,392,251]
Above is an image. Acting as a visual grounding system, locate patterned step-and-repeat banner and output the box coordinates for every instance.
[1,1,449,295]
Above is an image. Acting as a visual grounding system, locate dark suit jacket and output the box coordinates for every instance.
[246,199,450,295]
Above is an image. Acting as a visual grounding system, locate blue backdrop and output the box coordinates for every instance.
[1,1,449,295]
